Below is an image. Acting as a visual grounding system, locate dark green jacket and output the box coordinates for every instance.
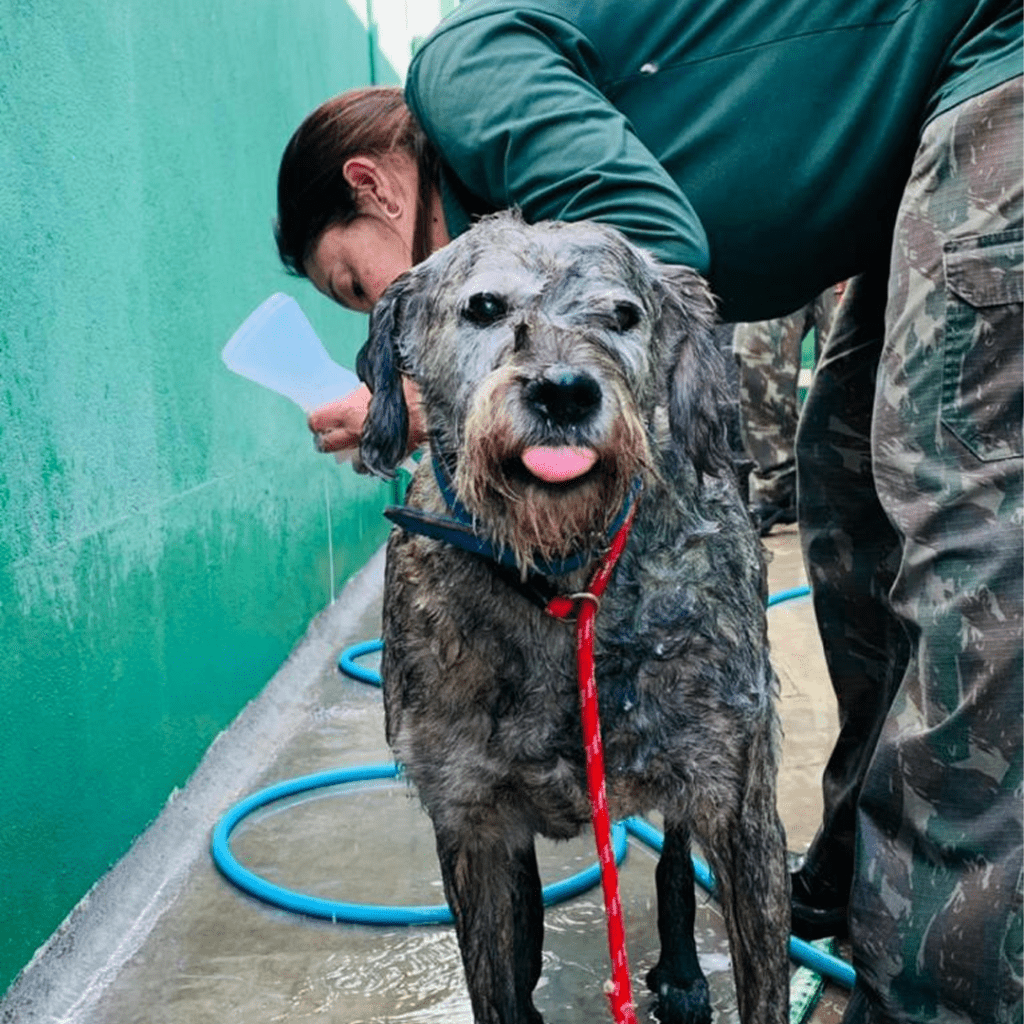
[406,0,1021,321]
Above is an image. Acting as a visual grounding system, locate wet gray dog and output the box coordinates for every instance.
[356,212,789,1024]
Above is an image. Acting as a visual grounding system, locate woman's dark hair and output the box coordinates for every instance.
[274,86,440,276]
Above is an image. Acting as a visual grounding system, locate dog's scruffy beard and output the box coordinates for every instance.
[453,364,652,575]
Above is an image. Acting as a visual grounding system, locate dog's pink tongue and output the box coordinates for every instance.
[521,445,598,483]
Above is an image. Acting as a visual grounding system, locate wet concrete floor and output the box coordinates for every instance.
[5,527,852,1024]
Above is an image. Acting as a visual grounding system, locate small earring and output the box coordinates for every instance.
[384,200,401,218]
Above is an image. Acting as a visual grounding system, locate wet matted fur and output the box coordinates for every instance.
[357,213,790,1024]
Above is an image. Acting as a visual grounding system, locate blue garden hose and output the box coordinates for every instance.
[337,638,384,686]
[211,759,854,986]
[767,584,811,607]
[211,761,629,925]
[212,580,855,1003]
[621,817,856,990]
[340,591,812,676]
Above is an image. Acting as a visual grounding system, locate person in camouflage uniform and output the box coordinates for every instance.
[733,286,843,534]
[795,76,1023,1023]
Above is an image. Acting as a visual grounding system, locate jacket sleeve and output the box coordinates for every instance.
[405,9,710,274]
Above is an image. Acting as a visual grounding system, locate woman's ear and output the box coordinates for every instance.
[343,156,402,218]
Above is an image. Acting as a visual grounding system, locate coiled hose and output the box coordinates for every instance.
[211,583,856,1023]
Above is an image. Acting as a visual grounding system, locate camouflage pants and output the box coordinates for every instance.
[733,288,840,507]
[796,76,1023,1024]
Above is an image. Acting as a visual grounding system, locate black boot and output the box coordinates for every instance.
[790,861,850,939]
[751,498,797,536]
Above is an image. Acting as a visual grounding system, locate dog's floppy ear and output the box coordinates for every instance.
[657,265,733,480]
[356,274,417,479]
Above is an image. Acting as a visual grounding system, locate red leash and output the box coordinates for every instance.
[547,505,639,1024]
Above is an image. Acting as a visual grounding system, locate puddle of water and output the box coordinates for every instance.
[229,783,743,1022]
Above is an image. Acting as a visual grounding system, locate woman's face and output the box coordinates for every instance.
[305,210,414,313]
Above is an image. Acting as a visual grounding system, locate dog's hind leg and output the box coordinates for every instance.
[434,825,545,1024]
[645,821,712,1024]
[703,732,790,1024]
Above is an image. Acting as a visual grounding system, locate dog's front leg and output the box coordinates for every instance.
[434,825,545,1024]
[645,820,712,1024]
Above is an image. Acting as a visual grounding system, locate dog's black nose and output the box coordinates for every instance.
[524,369,602,426]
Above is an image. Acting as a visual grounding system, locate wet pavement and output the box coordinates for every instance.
[4,526,852,1024]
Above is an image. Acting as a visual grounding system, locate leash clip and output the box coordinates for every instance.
[545,590,600,621]
[567,591,601,611]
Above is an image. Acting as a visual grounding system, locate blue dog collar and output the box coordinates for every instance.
[384,456,643,579]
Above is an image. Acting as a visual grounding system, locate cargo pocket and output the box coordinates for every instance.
[941,229,1024,462]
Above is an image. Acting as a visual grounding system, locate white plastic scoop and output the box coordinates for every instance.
[221,293,359,413]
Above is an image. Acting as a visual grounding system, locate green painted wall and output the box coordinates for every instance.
[0,1,396,993]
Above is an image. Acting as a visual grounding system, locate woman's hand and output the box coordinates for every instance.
[309,385,372,454]
[308,378,426,458]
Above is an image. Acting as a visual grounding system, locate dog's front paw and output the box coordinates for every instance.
[646,969,712,1024]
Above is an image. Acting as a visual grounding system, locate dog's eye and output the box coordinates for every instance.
[462,292,508,326]
[611,301,642,332]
